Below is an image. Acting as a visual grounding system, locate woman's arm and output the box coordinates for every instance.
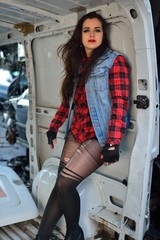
[107,55,130,145]
[47,101,69,148]
[49,101,69,131]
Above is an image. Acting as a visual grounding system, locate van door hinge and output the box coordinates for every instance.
[133,95,149,109]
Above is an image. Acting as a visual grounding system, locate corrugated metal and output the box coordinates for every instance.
[0,0,112,34]
[0,217,64,240]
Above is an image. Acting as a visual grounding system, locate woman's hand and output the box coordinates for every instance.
[100,144,119,166]
[46,129,57,149]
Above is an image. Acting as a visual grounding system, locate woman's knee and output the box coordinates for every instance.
[56,175,69,195]
[56,174,77,196]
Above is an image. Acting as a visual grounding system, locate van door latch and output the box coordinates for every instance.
[133,95,149,109]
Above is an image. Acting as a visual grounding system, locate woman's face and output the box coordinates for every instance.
[82,18,103,57]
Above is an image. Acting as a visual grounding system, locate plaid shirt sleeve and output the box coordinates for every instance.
[49,101,69,132]
[107,55,130,145]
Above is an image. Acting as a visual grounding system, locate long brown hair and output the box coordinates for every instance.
[57,11,109,103]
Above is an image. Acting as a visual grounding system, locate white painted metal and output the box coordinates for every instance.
[0,0,114,35]
[0,166,39,227]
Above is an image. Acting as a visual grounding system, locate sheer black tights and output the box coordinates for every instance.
[37,133,103,239]
[37,176,80,238]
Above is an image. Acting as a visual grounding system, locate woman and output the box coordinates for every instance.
[36,11,130,240]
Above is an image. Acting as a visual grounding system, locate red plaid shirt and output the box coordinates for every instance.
[49,55,129,145]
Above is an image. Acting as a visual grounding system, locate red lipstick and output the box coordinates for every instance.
[88,39,96,42]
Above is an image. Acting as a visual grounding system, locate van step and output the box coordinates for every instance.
[0,217,64,240]
[88,206,135,239]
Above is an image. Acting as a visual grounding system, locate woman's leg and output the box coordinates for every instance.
[37,133,103,239]
[37,133,81,239]
[56,136,103,237]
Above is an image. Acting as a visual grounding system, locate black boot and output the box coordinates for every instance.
[34,236,49,240]
[64,226,85,240]
[34,234,57,240]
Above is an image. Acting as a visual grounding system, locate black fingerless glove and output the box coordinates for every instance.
[101,144,119,163]
[46,129,57,145]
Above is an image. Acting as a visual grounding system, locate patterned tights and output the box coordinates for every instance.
[37,132,103,239]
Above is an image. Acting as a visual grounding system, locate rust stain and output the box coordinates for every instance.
[0,186,7,197]
[13,22,34,36]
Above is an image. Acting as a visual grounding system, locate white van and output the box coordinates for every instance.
[0,0,159,239]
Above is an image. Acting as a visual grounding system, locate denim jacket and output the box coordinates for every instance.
[66,49,119,146]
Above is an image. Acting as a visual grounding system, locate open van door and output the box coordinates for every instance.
[0,0,159,239]
[29,1,159,239]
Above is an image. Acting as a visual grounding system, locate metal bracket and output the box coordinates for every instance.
[133,95,149,109]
